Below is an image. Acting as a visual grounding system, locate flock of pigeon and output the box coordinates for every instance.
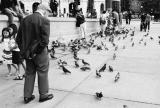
[48,25,157,107]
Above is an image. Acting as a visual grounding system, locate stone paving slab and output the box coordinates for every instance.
[73,70,160,105]
[0,84,69,108]
[55,93,160,108]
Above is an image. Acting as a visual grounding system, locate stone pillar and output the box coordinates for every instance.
[105,0,112,11]
[112,0,121,12]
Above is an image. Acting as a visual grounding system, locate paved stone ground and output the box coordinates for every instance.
[0,20,160,108]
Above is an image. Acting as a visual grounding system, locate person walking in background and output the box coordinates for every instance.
[32,2,40,13]
[16,4,53,103]
[140,13,147,32]
[99,11,107,37]
[49,0,58,17]
[128,11,132,25]
[76,9,86,39]
[119,11,123,28]
[125,11,129,24]
[0,0,24,25]
[112,10,119,30]
[146,13,151,31]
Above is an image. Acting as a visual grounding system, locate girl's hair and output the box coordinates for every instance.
[8,23,18,37]
[1,27,10,42]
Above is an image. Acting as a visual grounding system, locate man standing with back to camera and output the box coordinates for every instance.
[16,4,53,104]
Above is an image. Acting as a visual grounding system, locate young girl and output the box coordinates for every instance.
[1,27,18,77]
[8,24,26,80]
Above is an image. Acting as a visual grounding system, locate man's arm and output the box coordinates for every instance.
[37,18,50,54]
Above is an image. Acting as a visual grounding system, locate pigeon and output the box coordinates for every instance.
[74,61,79,68]
[50,53,57,59]
[95,92,103,99]
[144,42,147,46]
[59,59,67,65]
[131,42,134,47]
[118,37,121,40]
[144,33,149,37]
[123,105,128,108]
[113,53,116,60]
[130,30,135,36]
[97,46,102,50]
[112,43,116,47]
[109,65,113,72]
[0,60,3,65]
[140,38,143,42]
[61,65,71,74]
[80,66,91,71]
[99,64,106,72]
[115,46,118,51]
[114,72,120,82]
[82,59,90,66]
[123,45,125,49]
[150,37,153,40]
[87,48,91,54]
[96,70,101,77]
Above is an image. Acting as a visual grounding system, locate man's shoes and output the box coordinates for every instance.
[39,94,53,102]
[24,95,35,104]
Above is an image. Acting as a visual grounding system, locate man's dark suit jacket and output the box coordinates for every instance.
[16,12,50,58]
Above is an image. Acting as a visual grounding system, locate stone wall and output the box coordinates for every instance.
[0,15,100,42]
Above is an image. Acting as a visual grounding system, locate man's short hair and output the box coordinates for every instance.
[37,4,51,12]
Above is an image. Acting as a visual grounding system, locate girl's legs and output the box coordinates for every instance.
[11,64,18,75]
[21,62,26,72]
[7,64,12,76]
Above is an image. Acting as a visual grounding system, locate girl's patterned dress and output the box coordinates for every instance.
[2,38,12,64]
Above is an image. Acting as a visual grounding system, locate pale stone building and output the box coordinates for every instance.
[21,0,120,18]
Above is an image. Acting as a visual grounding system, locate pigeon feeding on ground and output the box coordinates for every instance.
[109,65,113,72]
[123,105,128,108]
[114,72,120,82]
[123,45,126,49]
[96,70,101,77]
[59,59,67,65]
[87,48,91,54]
[74,61,79,68]
[61,65,71,74]
[80,66,91,71]
[115,46,118,51]
[113,53,116,60]
[131,42,134,47]
[150,37,154,40]
[144,42,147,46]
[118,37,121,40]
[144,33,149,37]
[50,45,57,59]
[82,59,90,66]
[95,92,103,99]
[99,64,106,72]
[50,53,57,59]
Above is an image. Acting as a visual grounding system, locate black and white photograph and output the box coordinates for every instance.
[0,0,160,108]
